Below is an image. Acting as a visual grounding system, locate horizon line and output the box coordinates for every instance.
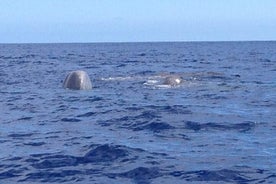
[1,39,276,45]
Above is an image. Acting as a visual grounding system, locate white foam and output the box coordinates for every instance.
[100,76,133,81]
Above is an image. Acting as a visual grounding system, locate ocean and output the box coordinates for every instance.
[0,42,275,183]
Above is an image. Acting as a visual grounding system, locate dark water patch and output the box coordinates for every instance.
[45,131,63,135]
[25,158,40,163]
[251,80,265,85]
[83,144,128,163]
[6,81,21,85]
[228,122,256,132]
[178,134,191,140]
[0,170,21,179]
[136,111,161,119]
[117,64,127,67]
[184,121,255,132]
[77,112,96,117]
[264,174,276,180]
[112,107,192,131]
[97,120,112,127]
[260,58,272,63]
[169,169,254,183]
[29,153,53,158]
[56,104,67,111]
[82,96,103,102]
[82,136,93,139]
[0,140,9,143]
[110,110,161,127]
[61,118,82,122]
[232,74,241,78]
[45,135,60,139]
[125,106,144,111]
[0,164,22,170]
[198,93,228,100]
[24,142,46,146]
[99,109,114,114]
[185,169,253,183]
[145,160,160,165]
[8,133,34,138]
[67,53,75,56]
[184,121,202,131]
[162,105,192,114]
[28,144,140,171]
[17,116,33,121]
[33,60,43,64]
[0,56,13,59]
[124,60,139,63]
[5,157,23,161]
[48,56,58,59]
[200,61,212,64]
[138,53,146,56]
[78,54,86,58]
[108,167,162,183]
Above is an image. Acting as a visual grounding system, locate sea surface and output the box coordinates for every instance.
[0,42,275,184]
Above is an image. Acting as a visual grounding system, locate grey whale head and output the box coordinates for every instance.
[63,70,92,90]
[163,75,182,86]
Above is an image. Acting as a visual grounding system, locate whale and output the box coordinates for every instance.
[63,70,92,90]
[163,75,182,86]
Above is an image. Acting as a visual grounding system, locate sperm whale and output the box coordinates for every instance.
[63,70,92,90]
[163,75,182,86]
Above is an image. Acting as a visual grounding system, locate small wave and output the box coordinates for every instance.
[76,112,96,117]
[184,121,256,132]
[82,97,103,102]
[17,117,33,121]
[137,53,146,56]
[83,144,128,163]
[108,167,162,182]
[28,144,131,170]
[169,169,254,183]
[61,118,82,122]
[23,142,46,146]
[31,155,80,169]
[0,171,20,180]
[8,133,34,138]
[19,169,92,183]
[116,64,127,67]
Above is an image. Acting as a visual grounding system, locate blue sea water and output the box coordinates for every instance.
[0,42,275,183]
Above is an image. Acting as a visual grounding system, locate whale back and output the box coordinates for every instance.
[163,76,182,86]
[63,70,92,90]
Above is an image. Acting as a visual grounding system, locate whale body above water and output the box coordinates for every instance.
[63,70,92,90]
[163,75,182,86]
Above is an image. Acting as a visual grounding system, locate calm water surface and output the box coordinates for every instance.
[0,42,275,183]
